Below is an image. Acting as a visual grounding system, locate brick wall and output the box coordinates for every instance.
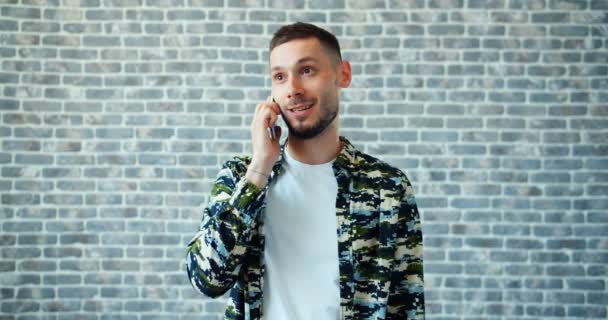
[1,0,607,319]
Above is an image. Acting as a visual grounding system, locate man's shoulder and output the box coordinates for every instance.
[350,147,411,185]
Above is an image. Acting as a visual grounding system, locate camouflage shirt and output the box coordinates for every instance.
[186,136,425,319]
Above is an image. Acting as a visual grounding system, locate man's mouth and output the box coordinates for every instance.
[289,103,313,112]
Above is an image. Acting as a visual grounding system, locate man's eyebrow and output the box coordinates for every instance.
[270,57,320,72]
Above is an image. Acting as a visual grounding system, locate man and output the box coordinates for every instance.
[186,22,425,319]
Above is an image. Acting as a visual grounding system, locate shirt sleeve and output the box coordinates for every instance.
[185,164,266,298]
[387,177,425,319]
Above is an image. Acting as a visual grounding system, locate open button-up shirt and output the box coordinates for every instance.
[186,136,425,319]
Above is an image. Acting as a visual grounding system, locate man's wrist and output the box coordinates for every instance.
[247,158,274,188]
[248,167,270,178]
[245,167,270,189]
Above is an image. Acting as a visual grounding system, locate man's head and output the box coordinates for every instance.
[269,22,351,140]
[270,22,343,67]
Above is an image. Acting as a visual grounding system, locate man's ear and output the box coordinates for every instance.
[337,60,352,88]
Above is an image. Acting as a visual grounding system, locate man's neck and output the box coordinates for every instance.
[286,124,341,165]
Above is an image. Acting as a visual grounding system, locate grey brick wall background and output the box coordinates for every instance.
[1,0,607,319]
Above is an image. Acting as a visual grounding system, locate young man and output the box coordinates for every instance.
[186,22,425,319]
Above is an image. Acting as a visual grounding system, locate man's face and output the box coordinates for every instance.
[269,37,349,139]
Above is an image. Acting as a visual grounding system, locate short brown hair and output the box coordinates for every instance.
[269,22,342,65]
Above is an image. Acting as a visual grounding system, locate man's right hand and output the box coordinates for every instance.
[245,96,282,188]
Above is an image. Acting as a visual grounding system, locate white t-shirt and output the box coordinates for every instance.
[262,149,340,320]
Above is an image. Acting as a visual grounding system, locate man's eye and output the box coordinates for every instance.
[274,74,283,81]
[303,67,312,74]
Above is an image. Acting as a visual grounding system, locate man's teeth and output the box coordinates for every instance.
[292,104,311,112]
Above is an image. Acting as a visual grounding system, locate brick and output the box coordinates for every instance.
[588,292,608,307]
[83,273,122,286]
[589,0,607,8]
[425,263,463,274]
[101,287,138,299]
[550,25,589,37]
[101,260,140,272]
[2,247,42,259]
[493,198,530,210]
[16,287,55,299]
[403,38,440,49]
[444,37,480,48]
[448,91,484,103]
[0,19,17,31]
[487,278,522,290]
[573,145,608,157]
[506,239,544,250]
[573,252,608,264]
[468,0,504,8]
[0,47,16,58]
[446,118,483,129]
[574,198,608,210]
[531,13,569,24]
[444,277,481,288]
[527,305,568,318]
[504,291,543,303]
[568,306,607,318]
[500,131,539,143]
[465,237,502,248]
[460,160,498,174]
[570,91,590,103]
[548,0,585,9]
[2,7,41,18]
[571,119,608,131]
[565,279,604,292]
[448,145,486,155]
[3,113,42,125]
[0,73,18,85]
[533,198,572,210]
[531,252,569,263]
[507,0,542,8]
[490,251,528,263]
[58,287,98,299]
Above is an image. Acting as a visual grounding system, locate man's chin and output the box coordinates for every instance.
[287,122,331,140]
[282,109,337,140]
[287,127,313,140]
[282,117,316,139]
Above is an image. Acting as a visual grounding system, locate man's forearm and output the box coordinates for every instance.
[186,166,266,298]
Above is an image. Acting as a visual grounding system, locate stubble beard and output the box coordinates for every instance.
[281,92,339,140]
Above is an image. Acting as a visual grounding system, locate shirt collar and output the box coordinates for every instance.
[270,136,357,180]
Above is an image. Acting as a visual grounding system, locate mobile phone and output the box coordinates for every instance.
[267,126,278,140]
[268,97,279,140]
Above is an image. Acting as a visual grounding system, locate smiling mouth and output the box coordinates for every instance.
[289,103,313,112]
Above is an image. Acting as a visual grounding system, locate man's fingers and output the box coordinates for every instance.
[269,96,281,114]
[254,104,278,129]
[254,101,280,126]
[271,102,280,115]
[266,110,278,128]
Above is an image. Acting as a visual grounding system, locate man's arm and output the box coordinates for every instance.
[387,177,425,319]
[185,96,282,298]
[185,162,266,298]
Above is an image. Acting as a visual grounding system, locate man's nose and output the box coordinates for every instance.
[286,75,304,99]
